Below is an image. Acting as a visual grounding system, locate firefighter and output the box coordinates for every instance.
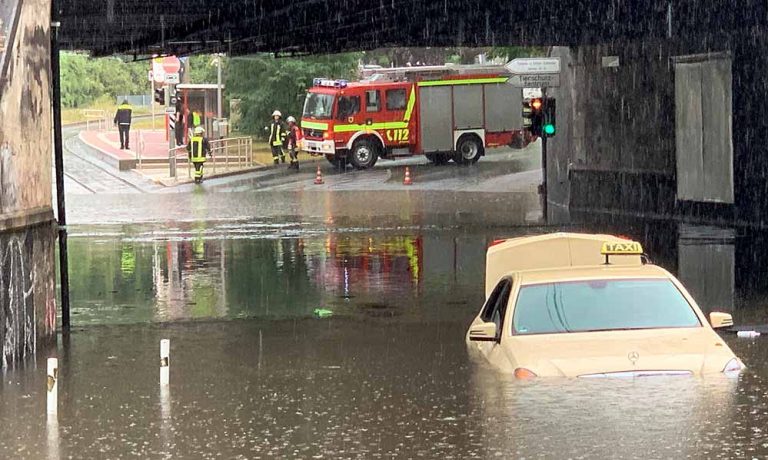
[285,116,302,170]
[187,126,211,184]
[268,110,287,165]
[113,99,132,150]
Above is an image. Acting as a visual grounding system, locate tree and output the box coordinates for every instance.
[224,53,361,136]
[59,52,149,108]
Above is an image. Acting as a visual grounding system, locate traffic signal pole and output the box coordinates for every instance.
[166,86,177,178]
[540,88,548,223]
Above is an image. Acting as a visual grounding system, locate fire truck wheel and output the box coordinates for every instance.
[426,153,450,165]
[350,139,380,170]
[455,135,484,165]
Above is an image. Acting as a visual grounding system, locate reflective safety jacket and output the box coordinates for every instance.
[187,135,211,163]
[269,121,287,147]
[192,111,201,127]
[114,103,132,126]
[287,124,303,149]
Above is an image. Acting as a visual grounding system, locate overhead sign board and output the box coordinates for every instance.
[508,74,561,88]
[164,73,180,84]
[505,58,561,74]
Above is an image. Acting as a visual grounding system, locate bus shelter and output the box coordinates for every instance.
[175,83,227,142]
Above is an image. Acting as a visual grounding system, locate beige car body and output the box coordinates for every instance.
[467,233,742,378]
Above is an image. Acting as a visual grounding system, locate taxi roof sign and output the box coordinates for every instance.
[600,241,644,255]
[601,241,644,265]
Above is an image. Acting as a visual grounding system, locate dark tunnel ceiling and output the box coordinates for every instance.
[55,0,768,57]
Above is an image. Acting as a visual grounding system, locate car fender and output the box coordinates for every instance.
[346,130,385,151]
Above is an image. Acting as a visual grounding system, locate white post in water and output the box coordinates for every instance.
[47,358,58,415]
[160,339,170,385]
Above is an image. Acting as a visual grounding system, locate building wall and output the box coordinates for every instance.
[0,0,56,366]
[550,31,768,226]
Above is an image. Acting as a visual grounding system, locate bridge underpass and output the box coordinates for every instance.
[3,0,768,360]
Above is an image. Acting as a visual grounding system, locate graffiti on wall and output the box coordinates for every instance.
[0,225,57,367]
[0,233,36,367]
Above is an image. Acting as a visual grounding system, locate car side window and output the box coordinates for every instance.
[480,279,512,336]
[366,90,381,112]
[386,88,407,111]
[337,95,360,120]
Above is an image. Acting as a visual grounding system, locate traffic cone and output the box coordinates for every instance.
[314,165,324,185]
[403,166,413,186]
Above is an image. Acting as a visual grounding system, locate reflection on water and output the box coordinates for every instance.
[67,229,491,325]
[11,219,768,457]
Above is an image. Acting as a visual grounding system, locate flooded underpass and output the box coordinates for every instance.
[4,209,768,458]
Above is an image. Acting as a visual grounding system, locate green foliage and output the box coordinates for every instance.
[223,53,361,136]
[186,54,226,85]
[60,52,149,108]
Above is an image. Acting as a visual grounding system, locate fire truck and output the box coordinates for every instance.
[300,65,530,169]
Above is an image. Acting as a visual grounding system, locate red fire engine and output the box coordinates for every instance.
[300,65,532,169]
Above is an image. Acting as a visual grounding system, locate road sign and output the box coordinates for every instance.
[162,56,181,74]
[165,73,180,84]
[508,74,561,88]
[505,58,561,74]
[164,106,176,114]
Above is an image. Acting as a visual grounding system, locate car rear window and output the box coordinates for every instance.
[512,279,701,335]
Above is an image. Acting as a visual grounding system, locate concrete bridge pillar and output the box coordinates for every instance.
[0,0,57,366]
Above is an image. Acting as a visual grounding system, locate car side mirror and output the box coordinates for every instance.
[469,322,499,342]
[710,312,734,329]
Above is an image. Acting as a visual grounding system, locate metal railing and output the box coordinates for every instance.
[81,109,108,131]
[168,136,254,179]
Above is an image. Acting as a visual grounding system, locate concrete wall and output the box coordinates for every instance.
[0,0,56,366]
[550,29,768,227]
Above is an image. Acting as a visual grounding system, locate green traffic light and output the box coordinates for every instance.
[544,124,556,135]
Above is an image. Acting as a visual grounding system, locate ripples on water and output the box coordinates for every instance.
[3,221,768,458]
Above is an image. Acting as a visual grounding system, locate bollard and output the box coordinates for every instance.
[47,358,58,415]
[160,339,170,386]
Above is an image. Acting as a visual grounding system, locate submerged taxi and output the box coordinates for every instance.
[467,233,744,378]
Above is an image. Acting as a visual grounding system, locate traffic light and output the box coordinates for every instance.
[524,97,544,137]
[154,87,165,104]
[542,98,556,137]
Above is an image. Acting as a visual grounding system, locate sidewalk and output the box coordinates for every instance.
[76,127,338,187]
[78,129,169,170]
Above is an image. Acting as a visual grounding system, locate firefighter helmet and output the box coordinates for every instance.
[286,116,296,123]
[194,126,205,134]
[272,110,282,118]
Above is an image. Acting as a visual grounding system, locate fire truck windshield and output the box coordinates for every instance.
[303,93,335,120]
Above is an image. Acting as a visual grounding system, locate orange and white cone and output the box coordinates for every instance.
[403,166,413,186]
[314,165,324,185]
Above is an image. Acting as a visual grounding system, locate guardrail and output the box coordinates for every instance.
[81,109,108,131]
[168,136,254,179]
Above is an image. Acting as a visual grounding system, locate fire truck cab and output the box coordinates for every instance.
[301,67,525,170]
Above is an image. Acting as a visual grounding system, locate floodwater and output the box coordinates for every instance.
[4,217,768,458]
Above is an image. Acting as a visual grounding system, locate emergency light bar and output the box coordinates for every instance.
[313,78,348,88]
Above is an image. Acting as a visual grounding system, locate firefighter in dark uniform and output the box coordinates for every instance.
[268,110,287,165]
[113,99,132,150]
[187,126,211,184]
[285,116,302,170]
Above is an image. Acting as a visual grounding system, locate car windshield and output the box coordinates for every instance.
[302,93,335,120]
[512,279,701,335]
